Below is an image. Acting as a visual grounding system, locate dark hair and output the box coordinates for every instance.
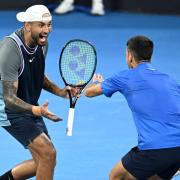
[127,36,153,62]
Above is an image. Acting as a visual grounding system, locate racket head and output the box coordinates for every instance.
[59,39,97,88]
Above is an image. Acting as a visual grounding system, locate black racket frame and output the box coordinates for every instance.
[59,39,97,108]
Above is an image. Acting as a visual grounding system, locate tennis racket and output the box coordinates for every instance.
[59,39,97,136]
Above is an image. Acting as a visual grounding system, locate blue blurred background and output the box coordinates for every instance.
[0,1,180,180]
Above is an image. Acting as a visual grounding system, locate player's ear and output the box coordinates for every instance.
[126,48,130,60]
[128,51,133,63]
[24,22,31,32]
[130,57,133,63]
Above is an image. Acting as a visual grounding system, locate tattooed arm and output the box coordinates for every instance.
[3,80,33,113]
[43,75,69,98]
[0,38,60,121]
[2,80,61,121]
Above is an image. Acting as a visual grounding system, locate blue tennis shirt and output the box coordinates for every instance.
[101,63,180,150]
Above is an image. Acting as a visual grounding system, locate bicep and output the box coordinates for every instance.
[42,75,54,91]
[0,38,21,81]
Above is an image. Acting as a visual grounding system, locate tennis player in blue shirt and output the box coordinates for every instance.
[84,36,180,180]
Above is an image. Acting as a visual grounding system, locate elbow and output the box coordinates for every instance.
[84,90,93,98]
[84,85,102,97]
[84,89,102,98]
[4,96,14,109]
[84,92,90,97]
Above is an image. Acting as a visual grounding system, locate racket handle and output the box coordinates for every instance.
[66,108,75,136]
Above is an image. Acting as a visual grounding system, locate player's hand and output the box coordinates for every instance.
[64,86,79,98]
[41,102,62,122]
[92,73,104,83]
[32,102,62,122]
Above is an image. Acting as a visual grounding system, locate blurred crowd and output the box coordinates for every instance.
[54,0,105,15]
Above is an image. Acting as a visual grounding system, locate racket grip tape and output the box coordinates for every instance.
[66,108,75,136]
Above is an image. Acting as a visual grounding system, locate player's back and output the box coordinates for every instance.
[125,63,180,149]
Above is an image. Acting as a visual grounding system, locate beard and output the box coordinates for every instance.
[31,33,48,46]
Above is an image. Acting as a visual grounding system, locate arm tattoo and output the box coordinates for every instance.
[3,80,33,114]
[43,75,66,97]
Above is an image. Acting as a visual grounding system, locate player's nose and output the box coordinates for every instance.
[43,25,51,33]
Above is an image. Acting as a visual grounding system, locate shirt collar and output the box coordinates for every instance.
[136,62,153,69]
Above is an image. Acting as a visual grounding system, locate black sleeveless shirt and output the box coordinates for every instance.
[6,31,45,118]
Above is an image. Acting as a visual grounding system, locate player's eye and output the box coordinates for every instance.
[38,23,44,28]
[47,23,52,28]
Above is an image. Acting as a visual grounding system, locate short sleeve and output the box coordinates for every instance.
[0,37,21,81]
[101,70,128,97]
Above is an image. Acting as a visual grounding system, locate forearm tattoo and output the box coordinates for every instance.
[43,75,66,97]
[3,80,33,114]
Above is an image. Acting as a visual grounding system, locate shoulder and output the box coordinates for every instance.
[0,36,21,67]
[0,36,19,53]
[102,69,130,87]
[111,69,131,80]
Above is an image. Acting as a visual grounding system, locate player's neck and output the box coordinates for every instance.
[134,60,150,68]
[130,59,138,68]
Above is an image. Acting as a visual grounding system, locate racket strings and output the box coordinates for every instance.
[60,41,96,86]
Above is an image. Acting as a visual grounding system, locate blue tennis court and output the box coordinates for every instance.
[0,10,180,180]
